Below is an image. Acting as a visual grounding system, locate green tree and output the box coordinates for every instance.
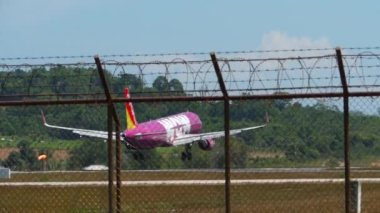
[169,79,184,94]
[2,140,38,171]
[2,152,23,170]
[153,76,169,92]
[115,73,144,93]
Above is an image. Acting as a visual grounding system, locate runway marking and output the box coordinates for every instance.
[1,178,380,187]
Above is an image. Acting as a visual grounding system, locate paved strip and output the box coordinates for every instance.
[11,168,380,174]
[0,178,380,187]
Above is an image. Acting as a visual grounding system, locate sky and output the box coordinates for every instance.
[1,1,380,59]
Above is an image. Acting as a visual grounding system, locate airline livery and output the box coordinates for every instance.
[42,88,268,161]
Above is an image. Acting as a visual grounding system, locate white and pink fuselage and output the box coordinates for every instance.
[123,112,202,149]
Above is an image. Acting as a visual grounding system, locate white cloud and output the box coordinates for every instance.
[260,31,332,51]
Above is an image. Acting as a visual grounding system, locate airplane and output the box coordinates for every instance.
[42,88,268,161]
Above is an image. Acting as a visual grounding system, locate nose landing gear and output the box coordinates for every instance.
[121,138,145,161]
[132,151,144,161]
[181,143,192,161]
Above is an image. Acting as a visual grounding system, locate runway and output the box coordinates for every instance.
[1,178,380,187]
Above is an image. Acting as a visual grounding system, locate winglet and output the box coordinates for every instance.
[265,112,270,125]
[41,110,47,126]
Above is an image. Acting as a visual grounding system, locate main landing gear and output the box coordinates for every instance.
[132,151,144,161]
[181,143,192,161]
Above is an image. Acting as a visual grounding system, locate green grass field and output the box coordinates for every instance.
[1,170,380,212]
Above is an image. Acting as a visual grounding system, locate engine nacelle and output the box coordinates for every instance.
[197,139,216,151]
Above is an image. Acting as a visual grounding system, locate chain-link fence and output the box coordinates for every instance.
[0,48,380,212]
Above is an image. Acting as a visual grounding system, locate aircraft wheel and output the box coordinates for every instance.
[133,152,139,160]
[181,152,187,161]
[138,152,144,160]
[187,152,192,161]
[133,152,144,161]
[181,151,192,161]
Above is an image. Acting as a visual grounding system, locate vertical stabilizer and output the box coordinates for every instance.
[124,88,138,129]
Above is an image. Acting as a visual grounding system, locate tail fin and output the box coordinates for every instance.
[124,88,138,130]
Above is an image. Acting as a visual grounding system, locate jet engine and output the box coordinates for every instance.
[197,139,216,151]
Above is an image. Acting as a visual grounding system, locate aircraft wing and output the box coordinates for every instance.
[172,123,267,146]
[41,111,112,140]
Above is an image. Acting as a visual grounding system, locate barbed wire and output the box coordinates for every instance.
[1,51,380,101]
[3,46,380,62]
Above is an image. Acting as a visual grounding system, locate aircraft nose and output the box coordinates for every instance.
[123,130,137,142]
[121,132,126,139]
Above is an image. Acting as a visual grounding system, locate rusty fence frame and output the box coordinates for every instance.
[0,47,369,213]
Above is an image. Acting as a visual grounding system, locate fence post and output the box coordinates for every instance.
[115,123,122,212]
[335,47,351,213]
[210,52,231,213]
[95,55,122,213]
[107,104,114,213]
